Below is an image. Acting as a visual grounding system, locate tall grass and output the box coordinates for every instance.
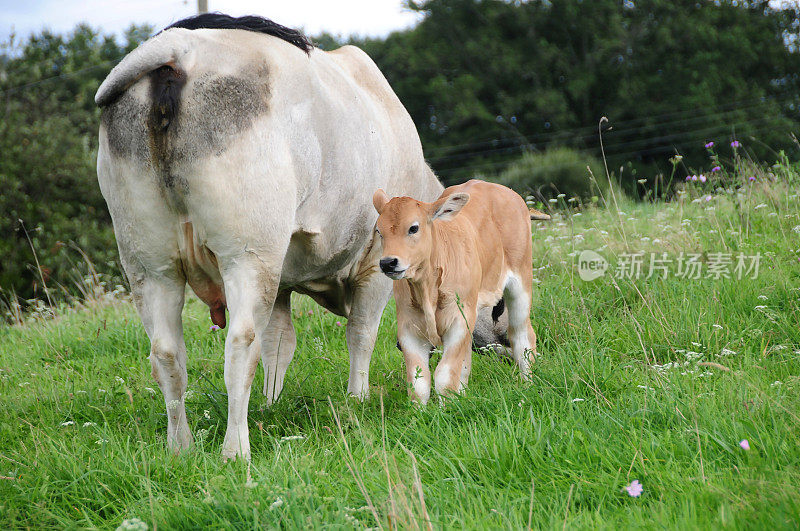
[0,155,798,528]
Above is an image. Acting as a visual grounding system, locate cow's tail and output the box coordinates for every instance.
[95,29,193,107]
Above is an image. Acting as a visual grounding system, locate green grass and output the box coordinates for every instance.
[1,163,800,529]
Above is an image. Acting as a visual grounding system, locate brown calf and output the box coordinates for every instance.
[373,179,537,404]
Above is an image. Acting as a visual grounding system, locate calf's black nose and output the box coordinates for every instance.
[379,257,399,273]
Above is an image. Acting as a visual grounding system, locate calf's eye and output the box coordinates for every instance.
[408,223,419,235]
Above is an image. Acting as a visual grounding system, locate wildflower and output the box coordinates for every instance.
[557,193,566,198]
[731,140,741,148]
[203,409,211,419]
[83,422,97,427]
[712,324,723,330]
[749,176,756,182]
[115,376,125,385]
[637,179,647,184]
[270,497,284,510]
[711,166,721,172]
[625,480,643,497]
[691,175,698,182]
[335,321,343,327]
[60,421,75,426]
[739,439,750,451]
[705,141,714,148]
[699,174,707,183]
[97,388,107,393]
[757,295,768,300]
[571,398,585,403]
[116,518,148,531]
[209,325,220,332]
[281,435,305,442]
[548,198,558,204]
[705,195,712,202]
[685,175,691,181]
[96,438,109,445]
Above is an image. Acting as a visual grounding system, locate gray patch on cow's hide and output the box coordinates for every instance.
[101,91,149,160]
[174,73,269,159]
[473,302,509,350]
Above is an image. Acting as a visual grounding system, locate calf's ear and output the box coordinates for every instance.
[373,189,390,214]
[431,193,470,221]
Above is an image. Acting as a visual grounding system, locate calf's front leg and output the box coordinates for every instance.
[399,330,433,404]
[434,311,476,399]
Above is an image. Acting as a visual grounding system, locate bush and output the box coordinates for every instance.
[492,147,607,200]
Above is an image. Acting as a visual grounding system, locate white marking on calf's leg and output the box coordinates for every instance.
[435,322,470,397]
[399,331,432,404]
[503,272,534,380]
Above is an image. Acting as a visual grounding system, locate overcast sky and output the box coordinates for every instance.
[1,0,424,43]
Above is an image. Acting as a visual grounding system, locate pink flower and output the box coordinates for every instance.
[685,175,691,181]
[335,321,343,327]
[691,175,698,182]
[739,439,750,451]
[307,310,313,316]
[711,166,721,172]
[705,195,712,201]
[749,176,756,182]
[625,480,643,497]
[209,325,220,332]
[705,141,714,148]
[699,174,706,183]
[731,140,741,148]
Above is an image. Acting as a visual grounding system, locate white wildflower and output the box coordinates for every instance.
[280,435,305,442]
[270,497,284,510]
[116,518,148,531]
[60,421,74,426]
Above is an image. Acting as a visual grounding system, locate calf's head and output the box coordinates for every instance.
[372,189,470,281]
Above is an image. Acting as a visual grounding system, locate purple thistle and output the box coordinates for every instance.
[625,480,643,497]
[711,166,721,172]
[705,195,712,202]
[691,175,698,182]
[705,141,714,148]
[748,176,756,182]
[209,325,220,332]
[699,174,707,183]
[731,140,741,148]
[740,439,750,451]
[685,175,691,181]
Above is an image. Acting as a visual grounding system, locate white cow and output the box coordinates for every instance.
[95,14,504,459]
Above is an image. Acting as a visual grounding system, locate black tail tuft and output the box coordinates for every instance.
[164,13,313,53]
[491,298,505,323]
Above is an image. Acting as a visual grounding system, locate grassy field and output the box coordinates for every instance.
[1,158,800,529]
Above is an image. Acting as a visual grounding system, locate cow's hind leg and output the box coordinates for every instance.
[261,290,296,405]
[345,271,392,400]
[220,258,281,460]
[503,272,536,380]
[133,273,193,452]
